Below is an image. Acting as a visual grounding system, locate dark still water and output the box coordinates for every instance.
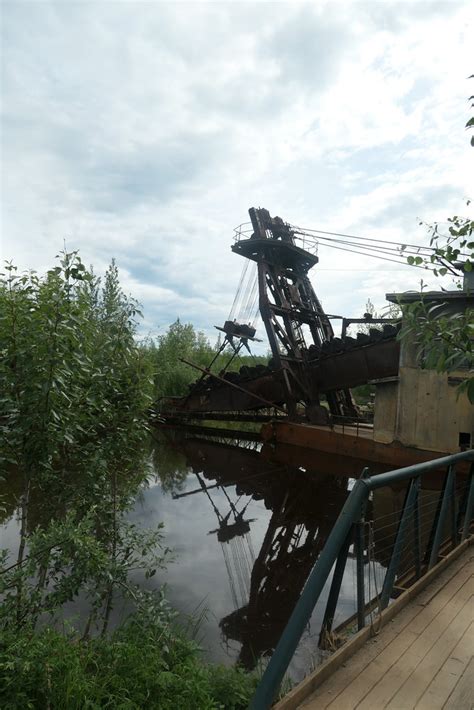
[1,427,450,683]
[127,429,380,681]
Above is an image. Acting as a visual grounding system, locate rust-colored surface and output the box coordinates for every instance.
[261,421,469,474]
[260,441,386,478]
[313,339,400,391]
[162,337,400,416]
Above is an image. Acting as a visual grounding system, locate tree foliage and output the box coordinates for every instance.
[150,318,269,400]
[150,319,215,399]
[402,209,474,402]
[0,252,152,480]
[0,252,157,633]
[0,253,256,707]
[401,297,473,402]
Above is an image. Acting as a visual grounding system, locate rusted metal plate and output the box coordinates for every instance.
[260,421,471,476]
[312,339,400,392]
[169,372,287,413]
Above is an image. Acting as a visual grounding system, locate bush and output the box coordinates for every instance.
[0,616,257,709]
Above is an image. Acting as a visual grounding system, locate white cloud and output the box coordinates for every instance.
[1,0,472,347]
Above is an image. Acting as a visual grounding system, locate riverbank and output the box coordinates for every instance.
[0,612,256,709]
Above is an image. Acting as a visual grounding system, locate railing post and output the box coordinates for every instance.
[428,465,456,569]
[355,519,366,629]
[461,463,474,541]
[381,477,419,609]
[249,479,369,710]
[319,526,352,646]
[450,464,458,548]
[413,478,422,580]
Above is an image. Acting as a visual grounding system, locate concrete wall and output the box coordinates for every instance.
[373,380,398,444]
[374,290,473,453]
[373,367,473,453]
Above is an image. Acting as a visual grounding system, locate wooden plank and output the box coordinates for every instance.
[415,621,474,710]
[386,600,473,708]
[357,575,473,709]
[292,550,472,710]
[313,563,472,710]
[443,656,474,710]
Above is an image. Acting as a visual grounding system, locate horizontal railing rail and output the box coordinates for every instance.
[250,449,474,709]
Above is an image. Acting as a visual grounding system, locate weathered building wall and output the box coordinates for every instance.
[373,288,473,454]
[374,367,473,453]
[373,380,398,444]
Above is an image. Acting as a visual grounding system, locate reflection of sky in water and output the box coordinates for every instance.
[126,459,370,682]
[128,476,274,666]
[0,516,22,563]
[3,435,446,684]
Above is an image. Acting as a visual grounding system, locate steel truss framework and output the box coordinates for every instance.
[232,207,356,418]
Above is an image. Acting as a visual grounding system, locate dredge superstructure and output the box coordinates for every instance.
[159,207,399,424]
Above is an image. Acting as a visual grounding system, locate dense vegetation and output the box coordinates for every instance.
[150,318,269,402]
[0,254,256,708]
[401,208,474,402]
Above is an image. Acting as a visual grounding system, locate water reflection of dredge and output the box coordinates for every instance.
[171,434,350,669]
[165,431,462,669]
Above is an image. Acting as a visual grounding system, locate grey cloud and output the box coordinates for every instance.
[356,0,465,32]
[261,6,354,90]
[363,183,461,231]
[2,0,470,341]
[77,134,225,213]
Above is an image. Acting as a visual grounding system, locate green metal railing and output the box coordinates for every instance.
[250,449,474,709]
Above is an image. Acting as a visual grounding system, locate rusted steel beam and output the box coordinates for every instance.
[179,358,287,414]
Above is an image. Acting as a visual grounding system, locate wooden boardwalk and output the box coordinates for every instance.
[282,548,473,710]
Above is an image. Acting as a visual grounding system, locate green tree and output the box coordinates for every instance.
[0,254,257,708]
[0,252,155,632]
[151,319,215,399]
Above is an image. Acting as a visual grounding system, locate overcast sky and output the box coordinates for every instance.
[1,1,472,345]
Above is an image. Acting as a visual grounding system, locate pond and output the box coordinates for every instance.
[1,426,452,683]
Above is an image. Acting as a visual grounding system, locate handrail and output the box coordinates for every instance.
[250,449,474,709]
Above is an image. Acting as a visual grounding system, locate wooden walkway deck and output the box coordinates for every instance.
[279,548,473,710]
[302,550,473,709]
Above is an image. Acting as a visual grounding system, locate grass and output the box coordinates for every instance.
[0,614,257,709]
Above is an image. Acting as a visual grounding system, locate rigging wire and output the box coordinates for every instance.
[251,305,260,330]
[289,227,466,273]
[221,542,239,609]
[291,224,470,258]
[242,267,258,323]
[296,232,435,259]
[228,259,250,321]
[317,238,458,274]
[245,274,259,323]
[294,239,433,270]
[238,263,257,323]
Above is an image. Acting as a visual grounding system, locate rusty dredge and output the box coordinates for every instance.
[158,207,399,426]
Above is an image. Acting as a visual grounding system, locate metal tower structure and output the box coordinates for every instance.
[232,207,356,419]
